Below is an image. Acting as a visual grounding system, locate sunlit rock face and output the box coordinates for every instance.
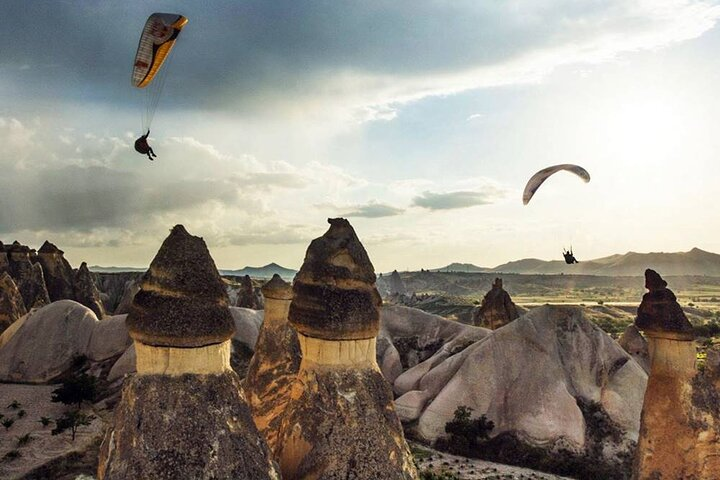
[0,272,26,335]
[618,324,650,373]
[471,277,519,329]
[244,274,301,457]
[74,262,106,319]
[277,218,418,480]
[36,240,75,302]
[633,269,720,480]
[7,241,49,310]
[98,225,279,480]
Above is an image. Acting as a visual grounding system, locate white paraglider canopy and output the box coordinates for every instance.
[522,164,591,205]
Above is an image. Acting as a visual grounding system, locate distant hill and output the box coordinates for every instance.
[490,248,720,276]
[431,262,491,273]
[89,265,147,273]
[221,262,297,280]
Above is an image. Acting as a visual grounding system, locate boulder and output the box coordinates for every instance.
[87,314,131,362]
[399,305,646,469]
[0,300,99,383]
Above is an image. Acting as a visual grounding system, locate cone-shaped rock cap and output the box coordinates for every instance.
[38,240,64,255]
[261,274,292,301]
[126,225,235,347]
[289,218,381,340]
[636,269,693,340]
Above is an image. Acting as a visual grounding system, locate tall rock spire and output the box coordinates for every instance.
[98,225,279,480]
[633,269,720,479]
[244,274,301,458]
[277,218,417,479]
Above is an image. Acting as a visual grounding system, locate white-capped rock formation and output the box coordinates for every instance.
[97,225,278,480]
[277,218,418,479]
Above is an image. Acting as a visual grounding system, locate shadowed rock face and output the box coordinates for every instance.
[126,225,235,347]
[388,269,407,296]
[98,373,279,480]
[636,269,693,339]
[74,262,106,319]
[234,274,264,309]
[36,240,75,302]
[7,241,50,309]
[289,218,381,341]
[472,278,519,329]
[0,273,26,334]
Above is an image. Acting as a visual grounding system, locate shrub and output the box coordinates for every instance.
[7,400,21,410]
[2,450,21,462]
[17,409,26,418]
[2,418,14,430]
[39,416,52,427]
[441,406,494,456]
[51,373,98,408]
[51,410,95,441]
[16,433,32,447]
[419,469,460,480]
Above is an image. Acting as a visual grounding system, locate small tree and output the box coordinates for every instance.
[443,406,495,456]
[51,411,95,441]
[51,373,98,408]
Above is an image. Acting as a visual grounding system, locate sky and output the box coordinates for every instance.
[2,1,720,271]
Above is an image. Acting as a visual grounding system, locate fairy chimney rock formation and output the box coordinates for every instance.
[633,269,720,479]
[277,218,418,480]
[7,241,50,310]
[73,262,106,319]
[245,274,300,457]
[37,240,75,302]
[98,225,279,480]
[388,269,407,296]
[236,274,263,309]
[472,277,519,329]
[0,242,8,274]
[0,273,26,335]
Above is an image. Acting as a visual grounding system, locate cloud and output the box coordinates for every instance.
[339,202,404,218]
[413,189,503,210]
[2,1,719,121]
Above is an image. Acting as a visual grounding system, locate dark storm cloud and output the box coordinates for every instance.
[2,1,702,111]
[0,164,241,233]
[412,190,501,210]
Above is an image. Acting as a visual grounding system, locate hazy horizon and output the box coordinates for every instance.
[3,1,720,272]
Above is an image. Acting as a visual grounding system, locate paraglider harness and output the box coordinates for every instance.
[134,130,156,161]
[563,248,579,265]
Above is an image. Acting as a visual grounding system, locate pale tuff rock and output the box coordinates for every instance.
[277,218,418,480]
[618,324,650,373]
[36,240,75,302]
[0,300,99,383]
[388,269,408,296]
[7,241,50,310]
[397,305,645,472]
[0,272,26,335]
[633,269,720,480]
[245,274,301,457]
[471,277,519,329]
[73,262,107,319]
[98,224,279,480]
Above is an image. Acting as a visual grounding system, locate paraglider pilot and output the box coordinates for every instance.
[134,130,156,161]
[563,248,579,265]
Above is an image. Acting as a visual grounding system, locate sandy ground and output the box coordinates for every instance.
[412,443,573,480]
[0,383,104,480]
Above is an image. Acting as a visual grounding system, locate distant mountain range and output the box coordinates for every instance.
[90,262,298,280]
[434,248,720,276]
[220,263,297,279]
